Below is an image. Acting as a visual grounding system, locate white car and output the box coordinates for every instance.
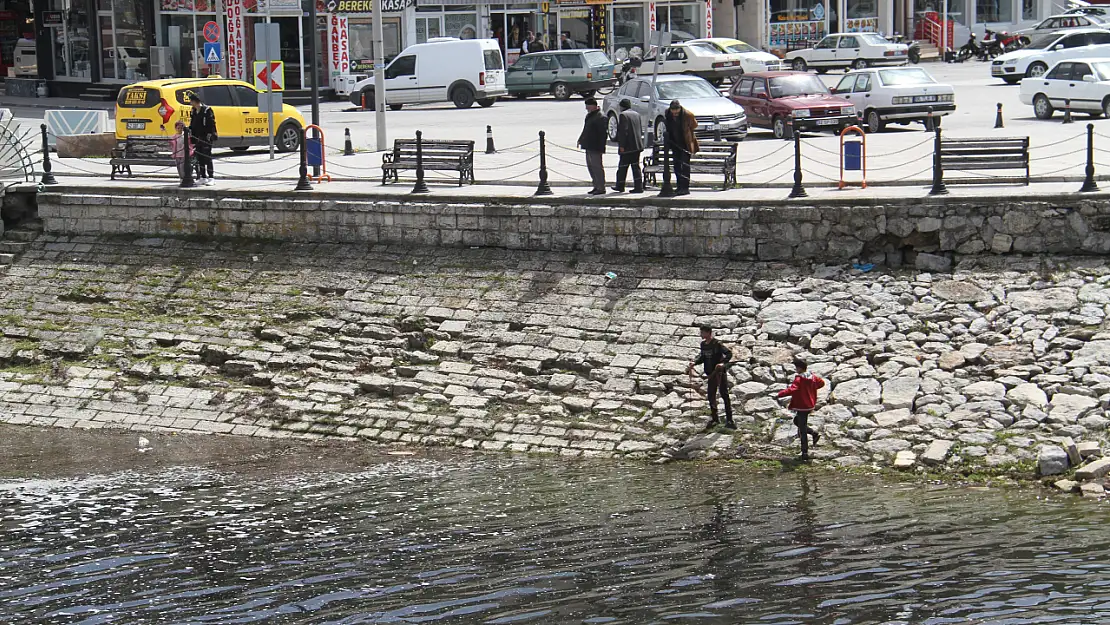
[785,33,909,73]
[601,75,748,143]
[991,28,1110,83]
[638,42,748,85]
[1015,13,1110,36]
[348,38,506,109]
[688,38,786,73]
[831,66,955,132]
[1019,57,1110,118]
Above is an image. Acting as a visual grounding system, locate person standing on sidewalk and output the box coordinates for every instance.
[188,92,218,186]
[612,98,644,194]
[686,326,735,431]
[775,358,824,460]
[663,99,698,196]
[578,97,608,195]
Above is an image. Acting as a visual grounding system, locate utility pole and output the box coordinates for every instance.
[372,0,387,150]
[308,0,321,175]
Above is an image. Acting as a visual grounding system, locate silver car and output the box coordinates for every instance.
[601,75,748,143]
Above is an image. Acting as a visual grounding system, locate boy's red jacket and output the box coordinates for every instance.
[777,373,826,410]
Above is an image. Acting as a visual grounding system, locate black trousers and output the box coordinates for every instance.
[673,148,691,191]
[707,372,732,422]
[793,410,818,456]
[615,150,642,190]
[193,138,213,178]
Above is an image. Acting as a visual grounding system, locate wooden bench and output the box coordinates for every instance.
[938,137,1029,185]
[381,138,475,186]
[109,136,180,180]
[642,140,738,190]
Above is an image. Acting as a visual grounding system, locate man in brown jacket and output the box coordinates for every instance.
[662,99,698,196]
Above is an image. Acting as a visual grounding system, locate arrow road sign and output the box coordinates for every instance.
[203,42,222,64]
[203,20,221,43]
[253,61,285,91]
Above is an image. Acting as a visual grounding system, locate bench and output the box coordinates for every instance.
[642,140,738,190]
[938,137,1029,185]
[381,138,475,186]
[109,136,181,180]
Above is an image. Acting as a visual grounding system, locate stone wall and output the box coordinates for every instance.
[35,188,1110,263]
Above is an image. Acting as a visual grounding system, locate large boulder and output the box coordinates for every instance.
[1006,288,1078,314]
[1006,383,1048,409]
[932,280,989,303]
[757,301,826,325]
[1048,393,1099,423]
[1038,445,1069,476]
[56,132,118,158]
[832,378,881,406]
[882,377,920,410]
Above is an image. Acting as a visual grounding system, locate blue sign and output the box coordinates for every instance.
[812,2,825,20]
[203,42,222,64]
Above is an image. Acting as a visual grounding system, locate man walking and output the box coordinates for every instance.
[776,358,825,460]
[560,32,575,50]
[686,326,735,430]
[612,99,643,193]
[578,97,608,195]
[662,99,698,196]
[188,92,218,186]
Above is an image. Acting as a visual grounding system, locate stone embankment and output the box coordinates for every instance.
[0,234,1108,496]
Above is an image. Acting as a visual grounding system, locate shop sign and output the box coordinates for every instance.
[324,0,412,12]
[227,0,246,79]
[42,11,64,27]
[329,14,350,76]
[261,0,303,15]
[648,1,656,31]
[591,6,607,50]
[846,17,878,32]
[811,2,825,20]
[768,20,824,46]
[705,0,712,36]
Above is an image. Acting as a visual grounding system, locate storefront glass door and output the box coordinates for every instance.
[416,15,442,42]
[97,0,150,82]
[491,11,534,64]
[50,0,92,80]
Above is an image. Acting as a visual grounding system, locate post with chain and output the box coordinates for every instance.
[1064,99,1074,124]
[39,124,57,185]
[712,115,722,142]
[343,127,354,156]
[930,122,948,195]
[486,125,496,154]
[659,141,675,197]
[295,128,312,191]
[412,130,430,194]
[994,102,1004,129]
[1081,122,1099,193]
[788,122,806,198]
[180,126,195,188]
[535,130,553,196]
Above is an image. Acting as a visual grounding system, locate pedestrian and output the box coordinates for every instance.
[612,98,643,193]
[170,120,196,181]
[188,91,217,186]
[662,99,698,196]
[775,358,825,460]
[578,96,608,195]
[522,31,533,54]
[560,32,575,50]
[687,325,735,430]
[531,34,547,53]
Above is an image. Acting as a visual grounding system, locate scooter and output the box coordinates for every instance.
[955,33,982,62]
[887,34,921,64]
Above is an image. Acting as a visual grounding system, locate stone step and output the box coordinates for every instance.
[0,253,15,265]
[0,241,29,254]
[5,229,40,242]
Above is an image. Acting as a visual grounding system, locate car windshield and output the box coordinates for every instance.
[583,50,611,66]
[878,68,935,85]
[725,41,759,53]
[768,74,829,97]
[860,33,890,45]
[1026,33,1065,49]
[656,79,721,100]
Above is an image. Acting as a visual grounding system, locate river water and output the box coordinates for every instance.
[1,431,1108,624]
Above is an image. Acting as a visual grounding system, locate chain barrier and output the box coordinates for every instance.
[1028,131,1087,151]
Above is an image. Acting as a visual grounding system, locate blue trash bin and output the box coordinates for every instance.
[307,136,324,168]
[844,140,862,171]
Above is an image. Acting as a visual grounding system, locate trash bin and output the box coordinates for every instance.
[844,140,862,171]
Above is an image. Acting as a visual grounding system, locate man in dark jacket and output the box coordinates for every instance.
[686,325,735,430]
[612,98,643,193]
[577,97,608,195]
[560,32,575,49]
[663,99,698,196]
[188,92,218,186]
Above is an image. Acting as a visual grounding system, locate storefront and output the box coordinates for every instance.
[41,0,94,81]
[156,0,222,78]
[0,0,35,77]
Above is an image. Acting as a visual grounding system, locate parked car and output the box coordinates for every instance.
[601,75,748,143]
[728,71,855,139]
[687,38,787,73]
[638,42,748,85]
[1065,6,1108,15]
[115,77,306,152]
[505,49,615,99]
[785,33,909,73]
[831,66,954,132]
[1019,57,1110,118]
[348,38,506,109]
[1015,12,1110,36]
[991,28,1110,83]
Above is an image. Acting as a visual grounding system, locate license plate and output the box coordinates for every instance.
[126,121,146,130]
[913,95,937,103]
[817,118,839,126]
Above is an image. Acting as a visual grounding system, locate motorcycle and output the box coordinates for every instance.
[887,33,921,64]
[983,30,1004,59]
[955,32,983,62]
[599,48,643,94]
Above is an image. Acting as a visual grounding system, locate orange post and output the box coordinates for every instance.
[839,125,866,190]
[305,124,332,183]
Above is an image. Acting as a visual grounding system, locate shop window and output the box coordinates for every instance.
[656,4,700,39]
[50,0,92,79]
[444,12,478,39]
[1022,0,1035,20]
[976,0,1011,23]
[612,6,644,60]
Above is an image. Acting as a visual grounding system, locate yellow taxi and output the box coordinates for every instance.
[115,77,306,152]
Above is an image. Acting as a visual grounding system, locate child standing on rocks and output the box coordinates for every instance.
[687,326,735,431]
[776,358,824,460]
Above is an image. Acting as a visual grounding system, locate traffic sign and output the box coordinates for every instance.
[254,61,285,91]
[258,92,284,113]
[203,42,222,64]
[203,21,221,43]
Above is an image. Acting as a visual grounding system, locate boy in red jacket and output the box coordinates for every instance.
[776,358,824,460]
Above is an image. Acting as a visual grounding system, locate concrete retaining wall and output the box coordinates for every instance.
[36,188,1110,261]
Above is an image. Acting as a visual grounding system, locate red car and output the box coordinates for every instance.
[728,71,857,140]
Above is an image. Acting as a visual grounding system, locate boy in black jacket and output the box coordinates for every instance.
[188,92,218,186]
[686,325,735,430]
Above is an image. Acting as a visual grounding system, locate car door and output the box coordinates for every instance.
[1068,61,1100,110]
[810,36,839,67]
[749,77,772,125]
[1040,62,1074,109]
[730,76,757,121]
[662,46,690,74]
[230,84,265,147]
[832,74,859,107]
[506,55,536,93]
[838,35,861,67]
[852,72,874,110]
[383,54,419,103]
[198,84,239,147]
[532,54,560,91]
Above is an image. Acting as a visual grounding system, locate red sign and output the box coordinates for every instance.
[203,20,221,43]
[226,0,244,79]
[254,61,285,90]
[329,15,350,76]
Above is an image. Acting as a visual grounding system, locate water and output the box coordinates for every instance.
[2,449,1109,624]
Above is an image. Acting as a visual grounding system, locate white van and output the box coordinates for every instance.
[348,38,506,110]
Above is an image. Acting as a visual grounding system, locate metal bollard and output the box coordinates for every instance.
[659,142,675,197]
[534,130,553,196]
[925,110,933,133]
[40,124,57,185]
[295,129,312,191]
[486,125,496,154]
[1064,99,1074,124]
[994,102,1004,129]
[788,122,806,198]
[712,115,723,142]
[929,123,948,195]
[343,127,354,156]
[1081,122,1099,193]
[412,130,429,194]
[180,126,195,188]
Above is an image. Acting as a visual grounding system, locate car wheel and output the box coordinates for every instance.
[389,103,403,111]
[852,58,869,70]
[1002,76,1021,85]
[1103,97,1110,118]
[277,122,302,153]
[552,82,571,100]
[865,109,884,133]
[230,146,250,153]
[654,117,666,144]
[359,88,375,109]
[451,86,476,108]
[1033,93,1054,119]
[607,113,619,141]
[578,90,596,98]
[477,98,496,107]
[791,58,807,71]
[772,116,792,140]
[816,67,829,74]
[1026,62,1048,78]
[908,47,921,64]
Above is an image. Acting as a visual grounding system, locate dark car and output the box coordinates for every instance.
[505,49,616,100]
[728,71,857,139]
